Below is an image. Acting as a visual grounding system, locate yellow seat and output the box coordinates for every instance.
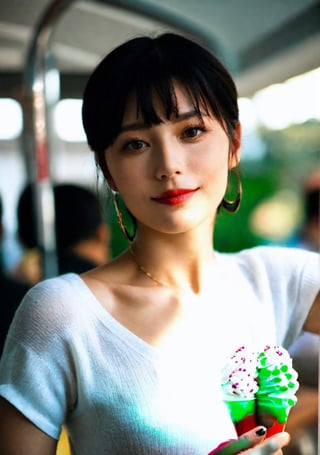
[56,427,71,455]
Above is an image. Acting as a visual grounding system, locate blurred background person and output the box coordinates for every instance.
[288,169,320,387]
[284,169,320,455]
[13,183,110,283]
[13,184,43,285]
[295,169,320,251]
[54,183,110,274]
[0,193,30,356]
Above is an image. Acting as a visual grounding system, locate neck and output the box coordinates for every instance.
[129,232,216,294]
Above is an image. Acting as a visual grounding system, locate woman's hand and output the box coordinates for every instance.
[209,426,290,455]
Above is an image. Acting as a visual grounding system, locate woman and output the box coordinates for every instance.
[0,33,319,455]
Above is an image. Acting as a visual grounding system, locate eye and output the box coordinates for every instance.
[123,139,148,151]
[182,125,205,139]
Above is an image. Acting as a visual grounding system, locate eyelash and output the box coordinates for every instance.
[121,122,207,152]
[181,124,206,139]
[122,139,147,152]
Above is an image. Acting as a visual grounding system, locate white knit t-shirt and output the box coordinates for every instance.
[0,246,319,454]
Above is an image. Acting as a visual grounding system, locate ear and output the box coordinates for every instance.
[229,121,242,169]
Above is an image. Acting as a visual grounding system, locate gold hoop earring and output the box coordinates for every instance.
[222,169,242,214]
[113,192,136,242]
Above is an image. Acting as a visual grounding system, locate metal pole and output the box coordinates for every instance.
[22,0,75,278]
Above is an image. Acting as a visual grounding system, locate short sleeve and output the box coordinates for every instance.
[235,246,320,347]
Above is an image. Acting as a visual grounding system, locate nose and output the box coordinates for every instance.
[154,140,183,181]
[156,168,182,181]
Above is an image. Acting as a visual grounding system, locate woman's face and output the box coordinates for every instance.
[105,82,241,236]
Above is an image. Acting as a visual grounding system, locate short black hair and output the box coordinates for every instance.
[82,33,239,175]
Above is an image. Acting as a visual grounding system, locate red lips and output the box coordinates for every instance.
[152,188,198,206]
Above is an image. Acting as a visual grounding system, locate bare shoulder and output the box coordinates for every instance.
[80,252,144,312]
[81,262,120,309]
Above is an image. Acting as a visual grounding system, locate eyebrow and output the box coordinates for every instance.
[119,110,206,134]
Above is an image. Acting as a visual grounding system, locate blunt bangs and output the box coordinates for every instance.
[82,33,239,157]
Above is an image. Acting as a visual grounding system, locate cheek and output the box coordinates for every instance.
[193,141,229,198]
[107,162,142,200]
[105,152,130,191]
[192,139,229,176]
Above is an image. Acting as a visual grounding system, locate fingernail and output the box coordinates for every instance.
[255,427,267,436]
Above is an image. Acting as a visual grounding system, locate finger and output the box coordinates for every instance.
[239,426,268,444]
[209,427,267,455]
[253,432,290,455]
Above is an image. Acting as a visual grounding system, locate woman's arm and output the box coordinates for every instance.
[0,397,57,455]
[303,290,320,333]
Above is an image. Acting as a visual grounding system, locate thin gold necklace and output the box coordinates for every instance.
[129,246,182,290]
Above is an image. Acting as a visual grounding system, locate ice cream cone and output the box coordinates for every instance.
[224,399,256,436]
[256,395,295,438]
[221,346,259,436]
[256,346,299,439]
